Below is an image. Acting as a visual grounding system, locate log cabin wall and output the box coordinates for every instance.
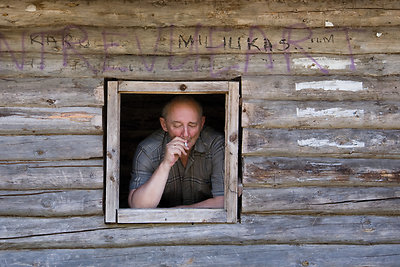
[1,0,400,265]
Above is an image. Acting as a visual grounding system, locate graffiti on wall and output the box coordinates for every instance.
[0,23,357,77]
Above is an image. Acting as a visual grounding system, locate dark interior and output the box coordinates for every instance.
[119,94,226,208]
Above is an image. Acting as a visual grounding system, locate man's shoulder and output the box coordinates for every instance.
[201,127,223,140]
[197,127,224,151]
[138,129,165,153]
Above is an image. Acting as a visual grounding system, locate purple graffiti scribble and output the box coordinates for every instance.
[102,31,128,72]
[326,27,359,71]
[62,25,98,74]
[0,31,26,70]
[244,26,274,73]
[1,23,359,76]
[207,27,239,77]
[283,23,329,74]
[136,27,164,72]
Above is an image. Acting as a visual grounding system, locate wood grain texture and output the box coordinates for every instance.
[1,53,400,79]
[1,215,399,249]
[118,208,226,223]
[242,128,400,158]
[0,190,103,217]
[242,187,400,215]
[0,78,104,107]
[242,75,400,101]
[0,0,399,264]
[242,100,400,129]
[105,81,120,223]
[2,26,399,55]
[0,135,103,161]
[1,244,399,266]
[0,107,102,134]
[0,160,103,190]
[2,0,400,27]
[243,156,400,187]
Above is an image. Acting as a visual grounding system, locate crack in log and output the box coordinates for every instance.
[310,197,400,206]
[0,190,63,197]
[0,228,111,241]
[0,225,149,241]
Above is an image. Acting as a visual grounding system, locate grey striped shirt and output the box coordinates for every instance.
[130,127,225,207]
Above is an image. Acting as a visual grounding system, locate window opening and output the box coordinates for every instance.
[105,81,239,223]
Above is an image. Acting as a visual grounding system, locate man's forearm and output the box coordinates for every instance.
[128,161,171,208]
[177,196,224,208]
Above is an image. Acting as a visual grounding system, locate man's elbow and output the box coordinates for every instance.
[214,195,224,208]
[128,189,158,208]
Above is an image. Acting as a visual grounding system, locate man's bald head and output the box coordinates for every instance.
[161,95,203,120]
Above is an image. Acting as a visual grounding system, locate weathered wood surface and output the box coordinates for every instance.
[225,82,240,222]
[0,78,104,107]
[0,190,102,217]
[0,160,103,190]
[242,187,400,215]
[242,128,400,158]
[0,107,102,134]
[105,81,120,223]
[1,53,400,79]
[242,100,400,129]
[1,26,399,55]
[2,0,400,27]
[0,135,103,161]
[242,75,400,101]
[1,215,399,249]
[1,245,400,266]
[119,81,230,93]
[118,208,226,224]
[243,156,400,187]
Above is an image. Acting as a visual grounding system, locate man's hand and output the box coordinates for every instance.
[175,196,224,208]
[163,137,189,167]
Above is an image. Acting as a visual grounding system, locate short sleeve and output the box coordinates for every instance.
[129,145,154,191]
[210,134,225,197]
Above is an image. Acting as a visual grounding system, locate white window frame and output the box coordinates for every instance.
[105,81,239,223]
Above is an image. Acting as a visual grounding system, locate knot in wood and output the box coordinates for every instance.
[229,133,238,143]
[301,260,309,267]
[179,84,187,91]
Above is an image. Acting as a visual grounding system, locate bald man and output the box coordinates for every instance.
[128,96,224,208]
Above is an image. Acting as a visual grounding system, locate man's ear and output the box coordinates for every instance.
[160,117,168,132]
[200,116,206,129]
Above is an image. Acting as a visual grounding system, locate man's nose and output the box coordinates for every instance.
[182,126,189,138]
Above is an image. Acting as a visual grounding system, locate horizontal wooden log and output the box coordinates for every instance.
[242,128,400,158]
[1,215,399,249]
[243,156,400,187]
[2,0,399,27]
[1,245,399,266]
[0,190,102,217]
[118,208,226,223]
[0,135,103,161]
[0,78,104,107]
[1,53,400,79]
[0,107,102,134]
[0,160,103,190]
[242,187,400,215]
[242,100,400,129]
[242,75,400,101]
[1,26,399,56]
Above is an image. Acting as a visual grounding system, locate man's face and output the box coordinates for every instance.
[160,101,205,150]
